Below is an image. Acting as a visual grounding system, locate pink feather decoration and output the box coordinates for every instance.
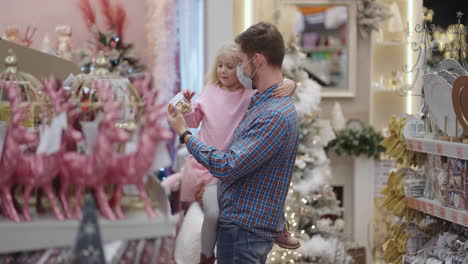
[114,4,126,42]
[79,0,96,31]
[98,0,115,31]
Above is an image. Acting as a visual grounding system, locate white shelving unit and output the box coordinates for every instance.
[404,137,468,227]
[303,45,343,53]
[374,41,408,46]
[0,210,176,253]
[406,197,468,227]
[369,0,422,131]
[405,137,468,160]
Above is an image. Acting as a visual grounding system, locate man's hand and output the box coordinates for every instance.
[167,104,189,136]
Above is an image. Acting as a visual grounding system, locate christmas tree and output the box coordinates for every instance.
[78,0,145,77]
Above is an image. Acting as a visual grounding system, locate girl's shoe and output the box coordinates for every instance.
[274,224,301,249]
[199,253,216,264]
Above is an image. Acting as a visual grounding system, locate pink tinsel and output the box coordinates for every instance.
[146,0,178,103]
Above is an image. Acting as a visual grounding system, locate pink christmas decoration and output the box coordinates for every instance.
[57,107,83,220]
[42,80,84,220]
[61,81,129,220]
[14,78,82,221]
[79,0,96,31]
[108,75,172,219]
[0,81,37,222]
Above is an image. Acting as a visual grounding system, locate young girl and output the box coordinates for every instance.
[178,42,299,264]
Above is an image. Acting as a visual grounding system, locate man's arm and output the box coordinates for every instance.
[186,111,287,182]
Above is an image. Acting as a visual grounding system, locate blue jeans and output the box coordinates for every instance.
[217,219,274,264]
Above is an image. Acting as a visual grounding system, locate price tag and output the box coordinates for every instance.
[463,214,468,227]
[451,210,458,222]
[437,144,443,155]
[407,198,416,208]
[417,141,423,152]
[456,147,463,159]
[439,206,446,219]
[415,200,421,210]
[427,203,435,215]
[407,140,414,150]
[420,201,427,212]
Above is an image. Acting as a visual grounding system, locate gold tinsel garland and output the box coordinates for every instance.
[378,115,427,264]
[379,169,424,263]
[382,224,408,264]
[379,115,426,167]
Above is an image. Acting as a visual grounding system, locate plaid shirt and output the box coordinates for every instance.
[186,85,299,239]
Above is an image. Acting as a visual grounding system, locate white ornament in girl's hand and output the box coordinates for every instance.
[169,93,191,113]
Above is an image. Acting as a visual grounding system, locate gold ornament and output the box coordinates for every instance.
[0,49,42,127]
[71,51,143,143]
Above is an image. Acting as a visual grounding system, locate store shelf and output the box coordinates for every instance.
[406,197,468,227]
[303,46,342,53]
[374,41,409,46]
[405,137,468,160]
[0,210,175,253]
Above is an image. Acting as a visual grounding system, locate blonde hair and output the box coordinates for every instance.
[207,42,241,86]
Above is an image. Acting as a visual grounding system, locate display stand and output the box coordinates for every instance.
[0,39,81,80]
[0,210,175,254]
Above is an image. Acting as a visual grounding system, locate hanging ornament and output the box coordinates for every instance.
[331,101,346,131]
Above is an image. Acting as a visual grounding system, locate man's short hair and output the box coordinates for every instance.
[235,22,285,68]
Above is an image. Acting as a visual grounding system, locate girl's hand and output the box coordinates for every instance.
[181,90,196,103]
[274,79,296,98]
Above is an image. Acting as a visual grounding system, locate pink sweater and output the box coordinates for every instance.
[184,84,256,151]
[179,84,255,201]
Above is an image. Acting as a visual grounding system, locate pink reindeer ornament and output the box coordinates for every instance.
[0,81,37,222]
[108,75,172,219]
[38,78,83,220]
[14,78,80,221]
[57,107,83,220]
[62,81,129,220]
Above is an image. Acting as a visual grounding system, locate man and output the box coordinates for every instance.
[166,22,299,264]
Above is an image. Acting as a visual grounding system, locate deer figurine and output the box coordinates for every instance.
[0,81,37,222]
[14,78,81,221]
[61,81,129,220]
[34,78,83,220]
[107,75,172,219]
[57,106,83,220]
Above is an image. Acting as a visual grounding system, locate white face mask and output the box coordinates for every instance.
[236,55,258,90]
